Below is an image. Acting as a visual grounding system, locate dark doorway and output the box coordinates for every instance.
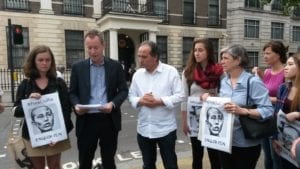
[118,34,135,81]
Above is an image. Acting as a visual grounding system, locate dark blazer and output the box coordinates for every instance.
[69,57,128,137]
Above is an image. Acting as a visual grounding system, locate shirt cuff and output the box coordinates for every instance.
[161,97,174,109]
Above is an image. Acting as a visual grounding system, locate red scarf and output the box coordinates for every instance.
[193,63,223,89]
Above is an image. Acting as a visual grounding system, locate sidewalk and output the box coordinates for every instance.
[118,149,264,169]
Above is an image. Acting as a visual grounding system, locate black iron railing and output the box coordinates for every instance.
[102,0,168,22]
[64,0,83,15]
[0,69,72,91]
[5,0,29,10]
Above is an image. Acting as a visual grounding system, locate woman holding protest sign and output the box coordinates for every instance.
[273,52,300,169]
[13,45,73,169]
[218,44,273,169]
[181,38,223,169]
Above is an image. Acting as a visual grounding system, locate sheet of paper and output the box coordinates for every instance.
[77,104,104,109]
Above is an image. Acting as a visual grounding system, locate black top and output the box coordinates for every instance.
[13,78,73,140]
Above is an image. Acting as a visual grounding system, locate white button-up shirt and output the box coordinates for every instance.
[129,62,184,138]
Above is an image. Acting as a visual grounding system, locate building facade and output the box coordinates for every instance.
[0,0,227,72]
[227,0,300,69]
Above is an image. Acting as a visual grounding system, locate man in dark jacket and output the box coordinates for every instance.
[69,29,128,169]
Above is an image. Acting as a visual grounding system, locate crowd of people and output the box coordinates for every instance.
[1,29,300,169]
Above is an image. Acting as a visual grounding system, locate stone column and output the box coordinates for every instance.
[39,0,54,14]
[93,0,102,18]
[109,29,119,60]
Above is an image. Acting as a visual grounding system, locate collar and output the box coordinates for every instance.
[225,70,249,85]
[90,58,105,66]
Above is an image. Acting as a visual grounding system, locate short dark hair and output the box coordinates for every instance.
[23,45,56,79]
[220,44,248,68]
[263,41,288,64]
[84,29,104,44]
[139,41,160,60]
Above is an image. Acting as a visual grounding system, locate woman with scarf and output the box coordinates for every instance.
[181,38,223,169]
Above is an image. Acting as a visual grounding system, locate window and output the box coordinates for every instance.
[154,0,168,22]
[65,30,84,68]
[244,19,259,38]
[5,0,29,10]
[245,0,261,9]
[157,36,168,63]
[247,51,259,70]
[6,27,29,69]
[271,22,284,40]
[209,38,219,62]
[183,0,195,24]
[139,32,149,43]
[208,0,220,26]
[271,0,283,11]
[293,26,300,42]
[182,37,194,67]
[64,0,83,15]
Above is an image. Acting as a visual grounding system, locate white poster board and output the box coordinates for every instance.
[21,92,67,148]
[200,97,234,153]
[187,97,202,137]
[277,110,300,167]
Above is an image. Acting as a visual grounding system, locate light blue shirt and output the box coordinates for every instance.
[220,70,273,147]
[129,62,184,138]
[89,59,107,112]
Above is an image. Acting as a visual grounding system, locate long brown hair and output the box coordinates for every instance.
[184,38,216,86]
[23,45,56,79]
[291,52,300,111]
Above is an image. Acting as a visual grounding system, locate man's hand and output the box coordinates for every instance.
[75,104,88,116]
[138,93,164,108]
[100,102,114,113]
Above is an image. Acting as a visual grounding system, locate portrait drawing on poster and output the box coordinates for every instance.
[22,92,67,148]
[200,97,234,153]
[277,110,300,167]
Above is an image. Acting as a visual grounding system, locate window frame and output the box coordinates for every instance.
[65,30,85,68]
[182,37,194,68]
[157,36,168,64]
[244,19,260,39]
[271,22,284,40]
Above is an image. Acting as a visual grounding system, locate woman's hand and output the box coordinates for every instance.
[224,102,247,116]
[49,141,57,147]
[182,119,190,136]
[286,112,300,122]
[200,93,210,101]
[29,92,42,99]
[291,138,300,159]
[272,140,282,155]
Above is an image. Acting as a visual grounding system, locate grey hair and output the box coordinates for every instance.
[220,44,249,68]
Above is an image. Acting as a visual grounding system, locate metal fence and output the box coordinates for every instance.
[0,68,72,91]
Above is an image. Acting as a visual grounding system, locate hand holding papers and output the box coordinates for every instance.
[77,104,104,110]
[76,103,113,114]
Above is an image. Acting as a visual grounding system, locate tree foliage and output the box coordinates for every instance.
[262,0,300,15]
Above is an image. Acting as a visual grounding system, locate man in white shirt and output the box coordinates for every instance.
[129,41,183,169]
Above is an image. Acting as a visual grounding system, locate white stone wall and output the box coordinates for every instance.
[0,11,96,68]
